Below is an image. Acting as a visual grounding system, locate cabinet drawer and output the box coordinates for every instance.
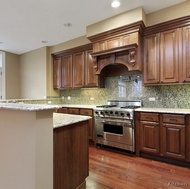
[56,108,68,113]
[162,114,185,125]
[140,113,159,122]
[80,109,93,116]
[68,108,80,115]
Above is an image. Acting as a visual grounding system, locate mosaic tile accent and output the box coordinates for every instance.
[60,75,190,108]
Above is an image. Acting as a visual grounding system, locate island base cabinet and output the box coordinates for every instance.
[54,120,89,189]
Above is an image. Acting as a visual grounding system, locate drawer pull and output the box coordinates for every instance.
[169,118,178,122]
[146,117,153,120]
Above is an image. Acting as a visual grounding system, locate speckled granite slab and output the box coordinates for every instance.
[0,103,60,111]
[53,113,91,128]
[135,107,190,114]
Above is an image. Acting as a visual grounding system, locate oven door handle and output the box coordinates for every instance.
[102,120,132,127]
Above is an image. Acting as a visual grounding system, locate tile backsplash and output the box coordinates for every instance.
[60,75,190,108]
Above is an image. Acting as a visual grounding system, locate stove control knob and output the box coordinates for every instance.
[115,111,118,115]
[100,111,104,115]
[110,111,113,114]
[95,111,99,115]
[126,113,131,118]
[105,111,108,114]
[120,112,124,116]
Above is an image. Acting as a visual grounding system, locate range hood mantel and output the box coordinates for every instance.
[88,21,144,75]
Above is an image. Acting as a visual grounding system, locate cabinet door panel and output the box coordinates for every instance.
[73,52,85,88]
[160,29,179,83]
[182,26,190,82]
[53,57,62,89]
[85,50,99,87]
[62,55,73,88]
[143,34,160,84]
[162,124,185,160]
[140,122,160,154]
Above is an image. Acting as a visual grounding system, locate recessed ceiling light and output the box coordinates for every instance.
[111,0,120,8]
[64,23,72,27]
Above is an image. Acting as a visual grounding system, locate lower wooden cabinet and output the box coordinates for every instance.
[56,107,95,143]
[54,120,89,189]
[136,112,189,164]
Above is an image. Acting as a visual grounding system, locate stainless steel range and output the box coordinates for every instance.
[94,100,142,152]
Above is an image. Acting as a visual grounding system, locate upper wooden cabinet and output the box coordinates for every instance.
[182,25,190,82]
[61,54,73,89]
[52,44,103,90]
[53,57,62,89]
[143,34,160,84]
[144,29,180,85]
[143,16,190,86]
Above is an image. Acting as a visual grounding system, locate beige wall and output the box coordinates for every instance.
[86,7,146,37]
[5,52,20,99]
[146,1,190,26]
[19,47,47,99]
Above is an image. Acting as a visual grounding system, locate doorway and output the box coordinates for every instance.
[0,51,5,100]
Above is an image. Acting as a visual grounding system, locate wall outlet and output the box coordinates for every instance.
[90,97,94,100]
[149,97,155,101]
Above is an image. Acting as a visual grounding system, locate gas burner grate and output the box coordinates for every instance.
[120,106,141,109]
[96,105,117,108]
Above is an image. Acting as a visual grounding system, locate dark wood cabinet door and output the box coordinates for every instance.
[73,51,85,88]
[140,121,160,154]
[182,26,190,82]
[53,57,62,89]
[162,123,185,160]
[80,109,94,141]
[85,49,99,87]
[160,29,179,83]
[61,54,73,88]
[143,34,160,84]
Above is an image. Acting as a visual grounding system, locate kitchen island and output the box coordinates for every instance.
[0,103,91,189]
[53,113,91,189]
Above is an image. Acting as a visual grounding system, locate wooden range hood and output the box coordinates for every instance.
[87,21,145,75]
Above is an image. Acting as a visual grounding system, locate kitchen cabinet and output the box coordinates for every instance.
[57,107,95,143]
[85,49,100,87]
[143,34,160,84]
[143,29,180,85]
[136,112,188,163]
[160,29,179,83]
[73,51,85,88]
[52,44,103,90]
[61,54,73,88]
[80,108,94,141]
[140,113,160,154]
[161,114,185,160]
[54,119,89,189]
[182,25,190,82]
[53,57,62,89]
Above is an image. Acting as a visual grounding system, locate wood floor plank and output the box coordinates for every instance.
[86,147,190,189]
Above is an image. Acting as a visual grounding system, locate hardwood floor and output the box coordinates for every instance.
[86,146,190,189]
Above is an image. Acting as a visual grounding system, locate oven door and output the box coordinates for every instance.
[102,119,133,145]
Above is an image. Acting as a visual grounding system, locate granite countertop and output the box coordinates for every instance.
[0,102,60,111]
[53,113,91,129]
[135,107,190,114]
[59,104,97,109]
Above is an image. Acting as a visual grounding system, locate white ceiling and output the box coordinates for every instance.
[0,0,186,55]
